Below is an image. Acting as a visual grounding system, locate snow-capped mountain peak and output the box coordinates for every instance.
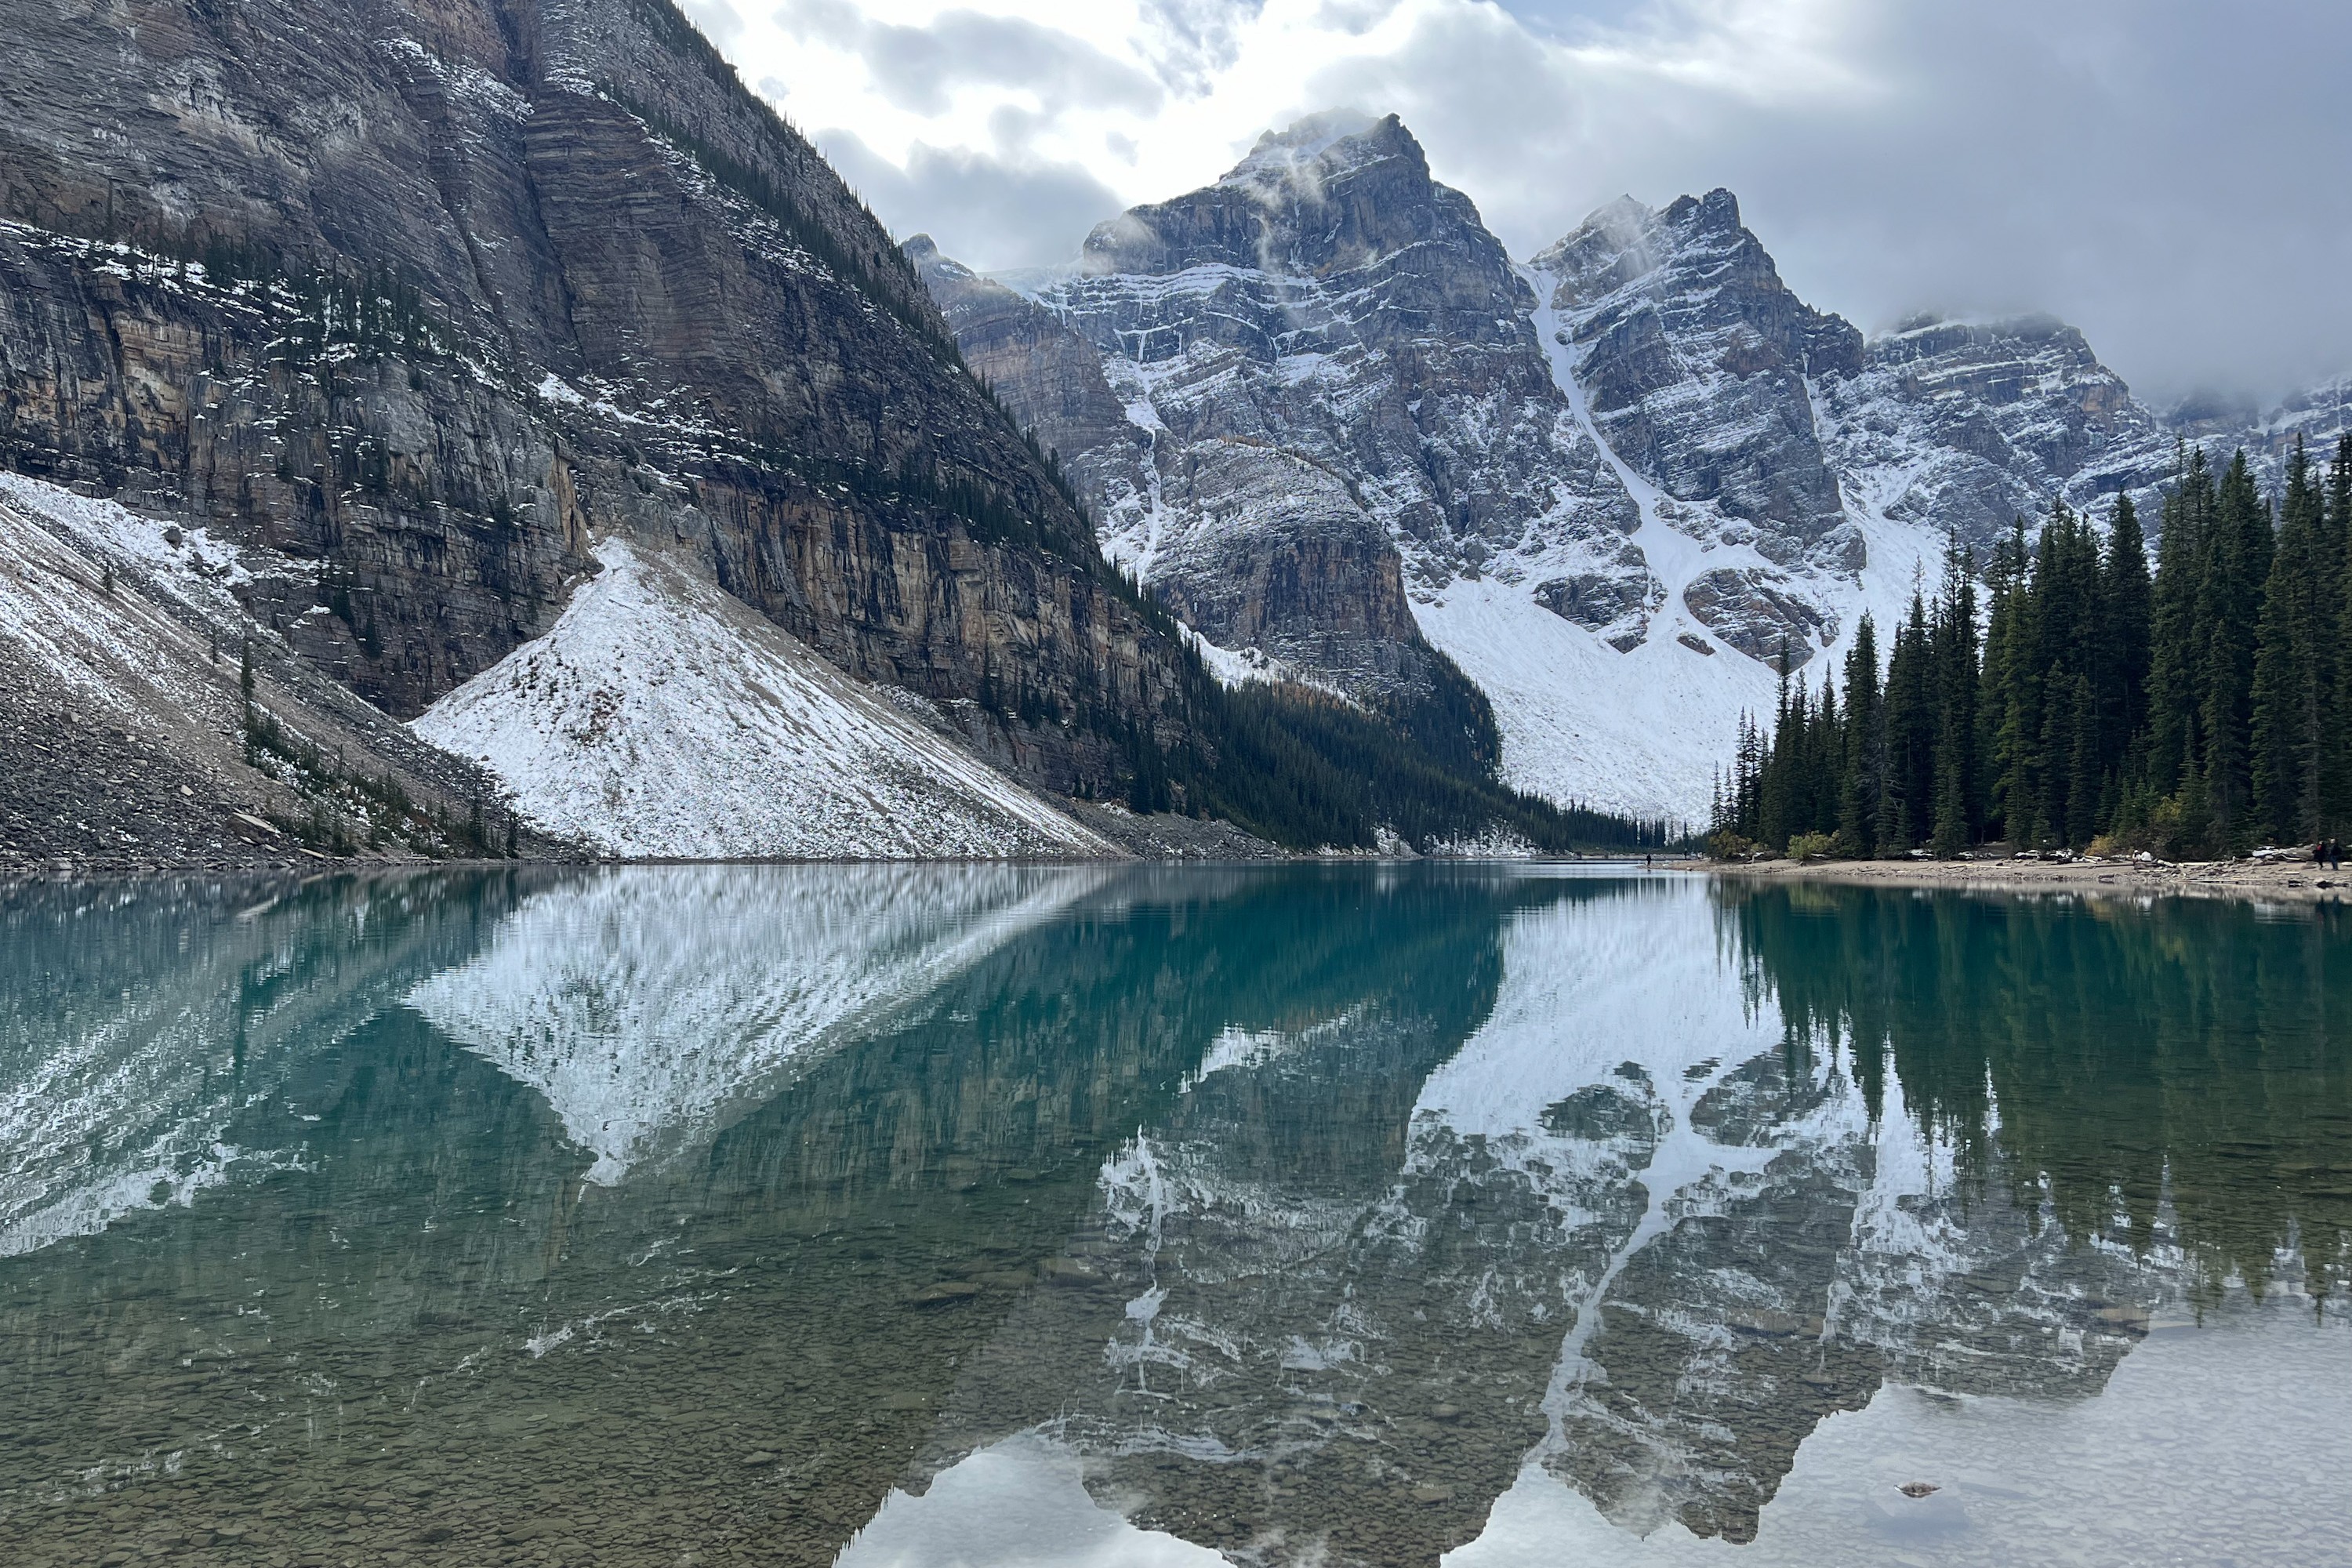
[1219,107,1392,187]
[913,112,2352,825]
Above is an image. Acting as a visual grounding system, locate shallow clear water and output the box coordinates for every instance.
[1,865,2345,1568]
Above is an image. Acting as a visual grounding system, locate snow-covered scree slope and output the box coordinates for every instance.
[412,539,1117,860]
[0,474,514,872]
[408,864,1111,1185]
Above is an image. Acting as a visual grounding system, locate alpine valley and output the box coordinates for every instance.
[0,2,2343,868]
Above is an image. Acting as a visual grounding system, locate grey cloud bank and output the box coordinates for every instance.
[778,0,2350,406]
[1409,0,2352,408]
[817,128,1127,274]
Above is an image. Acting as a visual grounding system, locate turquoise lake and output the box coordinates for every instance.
[1,865,2345,1566]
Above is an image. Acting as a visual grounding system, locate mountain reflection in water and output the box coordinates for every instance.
[0,866,2343,1568]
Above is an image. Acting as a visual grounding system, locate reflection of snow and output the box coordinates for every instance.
[1399,880,1855,1453]
[0,880,472,1258]
[1178,1007,1366,1094]
[407,864,1112,1185]
[839,1433,1221,1568]
[1,1140,270,1261]
[1448,1298,2351,1566]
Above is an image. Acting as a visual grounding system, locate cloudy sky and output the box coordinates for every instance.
[685,0,2352,408]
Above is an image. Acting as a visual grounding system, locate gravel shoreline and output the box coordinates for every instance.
[1699,854,2352,903]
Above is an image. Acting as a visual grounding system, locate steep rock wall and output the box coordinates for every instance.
[0,0,1202,802]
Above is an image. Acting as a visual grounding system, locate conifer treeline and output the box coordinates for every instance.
[1715,437,2352,858]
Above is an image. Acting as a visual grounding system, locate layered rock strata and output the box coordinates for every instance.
[982,114,1640,706]
[0,0,1204,817]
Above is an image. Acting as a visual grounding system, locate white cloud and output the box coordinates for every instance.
[719,0,2352,404]
[775,0,1167,114]
[821,129,1126,269]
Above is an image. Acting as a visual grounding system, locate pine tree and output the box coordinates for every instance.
[2100,492,2154,782]
[1758,647,1797,849]
[1980,515,2036,843]
[2024,500,2106,843]
[2063,671,2101,848]
[1809,677,1842,841]
[2327,435,2352,829]
[2200,452,2271,850]
[1835,613,1882,855]
[2146,447,2214,800]
[1733,710,1765,841]
[1878,593,1933,854]
[1929,536,1980,856]
[2251,437,2325,844]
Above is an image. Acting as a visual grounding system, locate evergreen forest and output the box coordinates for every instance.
[1712,437,2352,860]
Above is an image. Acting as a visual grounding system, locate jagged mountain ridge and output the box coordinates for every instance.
[920,115,2349,822]
[978,114,1640,705]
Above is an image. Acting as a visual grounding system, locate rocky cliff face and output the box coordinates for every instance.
[1812,312,2176,557]
[978,114,1639,707]
[920,116,2349,822]
[1529,191,1869,671]
[904,234,1152,531]
[0,0,1203,810]
[1537,191,1862,560]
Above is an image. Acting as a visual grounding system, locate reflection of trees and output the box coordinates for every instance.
[1719,884,2352,1301]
